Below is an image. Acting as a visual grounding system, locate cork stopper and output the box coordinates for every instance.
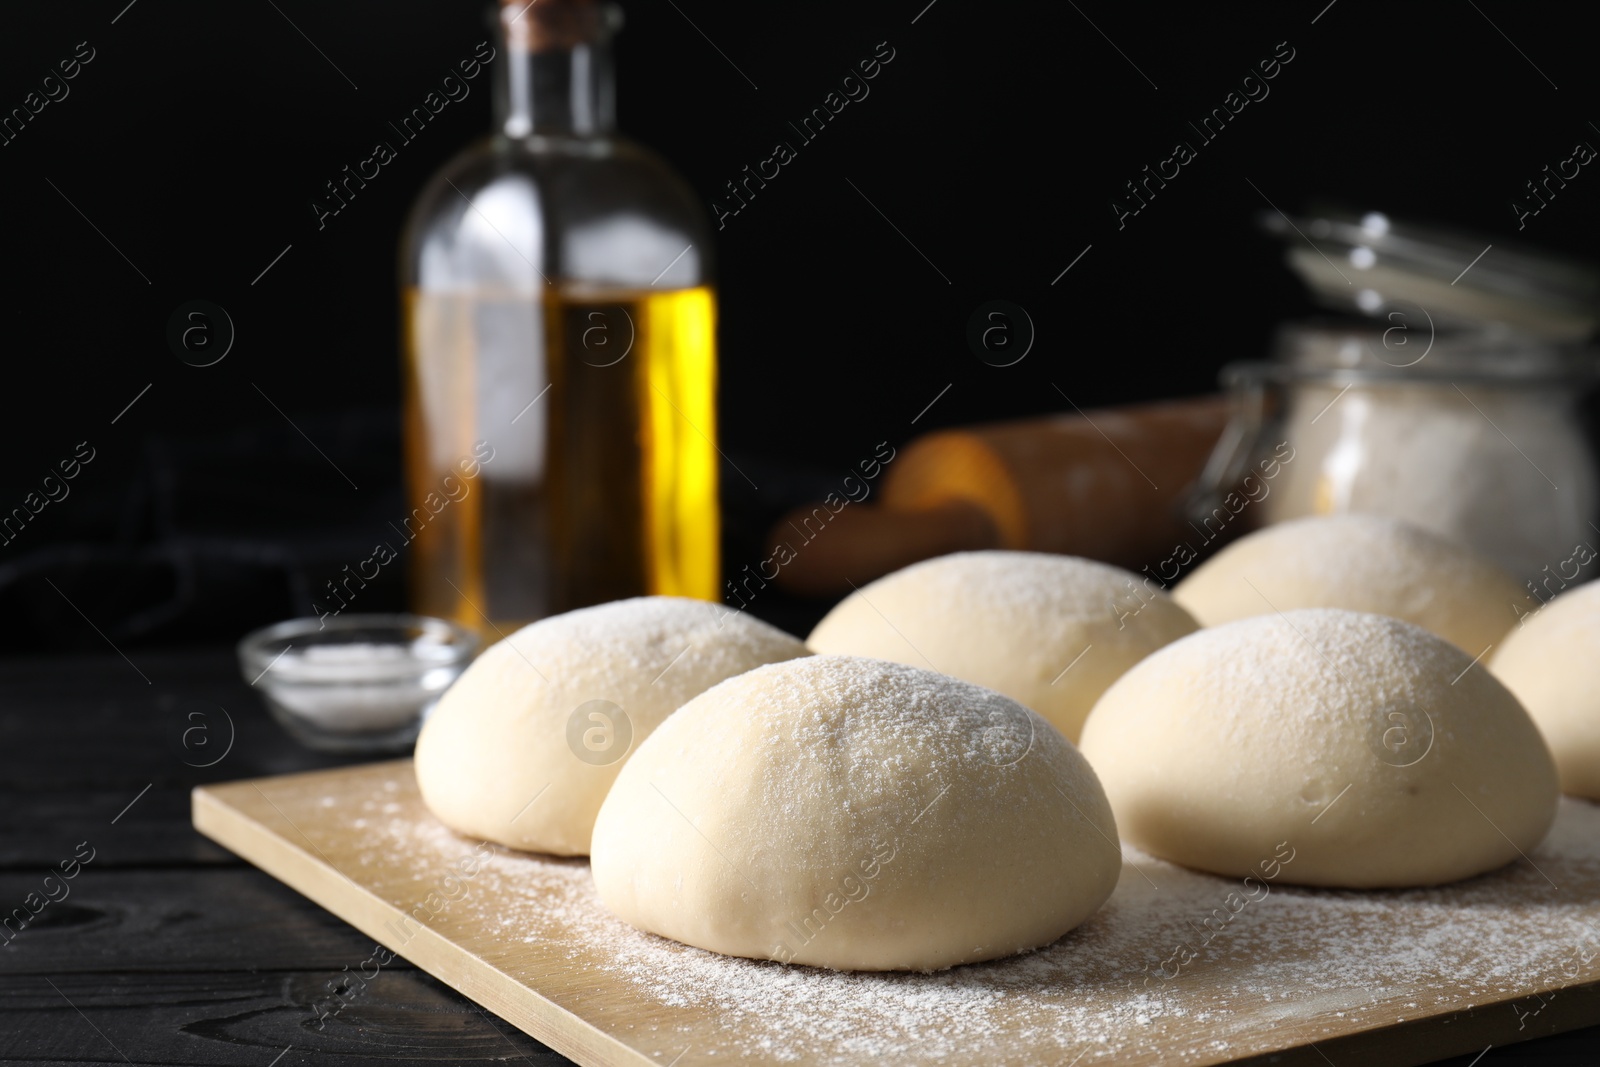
[499,0,620,51]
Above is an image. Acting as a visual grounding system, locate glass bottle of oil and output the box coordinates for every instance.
[400,0,718,633]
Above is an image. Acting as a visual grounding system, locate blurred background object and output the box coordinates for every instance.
[1197,209,1600,587]
[767,396,1231,596]
[1262,208,1600,340]
[5,0,1600,649]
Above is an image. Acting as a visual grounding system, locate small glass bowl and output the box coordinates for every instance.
[237,614,480,752]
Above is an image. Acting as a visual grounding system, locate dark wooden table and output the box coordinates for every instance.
[1,649,1595,1066]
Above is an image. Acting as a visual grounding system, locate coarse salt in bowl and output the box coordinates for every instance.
[237,614,479,752]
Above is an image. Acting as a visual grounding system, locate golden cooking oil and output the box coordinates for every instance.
[402,284,719,633]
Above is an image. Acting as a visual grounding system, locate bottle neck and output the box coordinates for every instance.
[495,1,616,139]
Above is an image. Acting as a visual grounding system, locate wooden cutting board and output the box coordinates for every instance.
[192,760,1600,1066]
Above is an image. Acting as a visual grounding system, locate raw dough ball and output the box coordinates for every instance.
[1172,514,1527,655]
[1491,582,1600,799]
[414,597,806,856]
[805,551,1198,741]
[590,655,1121,971]
[1079,609,1558,888]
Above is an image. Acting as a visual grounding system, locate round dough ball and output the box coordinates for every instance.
[1491,582,1600,799]
[1172,514,1526,655]
[415,597,806,856]
[1079,609,1558,888]
[805,551,1198,741]
[590,655,1121,972]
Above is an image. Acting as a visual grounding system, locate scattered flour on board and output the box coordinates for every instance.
[338,781,1600,1065]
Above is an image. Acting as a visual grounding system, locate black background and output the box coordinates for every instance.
[3,0,1598,652]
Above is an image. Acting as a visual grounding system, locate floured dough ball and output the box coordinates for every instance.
[1491,582,1600,799]
[805,551,1198,741]
[414,597,806,856]
[1079,609,1558,888]
[590,655,1121,971]
[1172,514,1526,655]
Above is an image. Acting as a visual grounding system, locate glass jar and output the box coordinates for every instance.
[400,0,719,635]
[1194,208,1600,591]
[1202,323,1599,587]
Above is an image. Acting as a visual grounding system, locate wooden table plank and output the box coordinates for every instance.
[0,970,560,1064]
[0,648,390,871]
[0,786,237,869]
[0,869,411,974]
[0,650,378,795]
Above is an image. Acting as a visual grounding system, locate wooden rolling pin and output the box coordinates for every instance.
[768,394,1231,597]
